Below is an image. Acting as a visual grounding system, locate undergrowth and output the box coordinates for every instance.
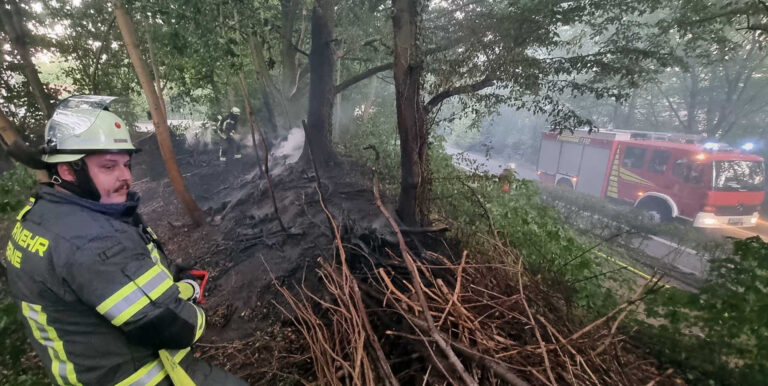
[342,114,768,385]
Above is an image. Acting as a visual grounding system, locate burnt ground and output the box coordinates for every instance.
[131,134,681,385]
[132,133,401,383]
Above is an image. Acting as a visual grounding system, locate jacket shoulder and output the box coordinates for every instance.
[22,197,121,247]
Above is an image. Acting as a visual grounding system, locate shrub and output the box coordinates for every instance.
[642,236,768,385]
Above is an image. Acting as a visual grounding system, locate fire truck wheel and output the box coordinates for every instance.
[636,198,672,223]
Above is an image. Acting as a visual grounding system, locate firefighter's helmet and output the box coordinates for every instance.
[42,95,138,163]
[230,107,241,115]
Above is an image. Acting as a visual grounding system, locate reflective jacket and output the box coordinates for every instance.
[217,112,239,137]
[4,186,242,386]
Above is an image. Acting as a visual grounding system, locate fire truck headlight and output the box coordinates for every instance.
[741,142,755,151]
[703,218,717,225]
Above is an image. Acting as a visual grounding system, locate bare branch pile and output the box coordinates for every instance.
[275,175,674,385]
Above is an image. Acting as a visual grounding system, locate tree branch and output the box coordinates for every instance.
[424,77,495,114]
[334,62,392,94]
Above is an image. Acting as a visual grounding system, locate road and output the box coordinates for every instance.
[444,144,767,288]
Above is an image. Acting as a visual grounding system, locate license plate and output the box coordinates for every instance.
[728,218,743,226]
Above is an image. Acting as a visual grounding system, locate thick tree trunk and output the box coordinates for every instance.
[302,0,339,168]
[114,0,205,227]
[0,0,54,118]
[392,0,428,226]
[146,31,167,117]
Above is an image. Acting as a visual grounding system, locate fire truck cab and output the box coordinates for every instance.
[537,130,766,227]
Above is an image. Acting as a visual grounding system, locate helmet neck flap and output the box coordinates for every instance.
[51,159,101,202]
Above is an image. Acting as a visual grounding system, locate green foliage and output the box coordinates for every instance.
[642,236,768,385]
[0,164,37,215]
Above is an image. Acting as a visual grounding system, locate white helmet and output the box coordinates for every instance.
[42,95,138,163]
[230,107,241,114]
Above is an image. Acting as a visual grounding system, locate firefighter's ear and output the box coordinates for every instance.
[56,163,76,183]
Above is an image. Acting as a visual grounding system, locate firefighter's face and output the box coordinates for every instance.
[84,153,133,204]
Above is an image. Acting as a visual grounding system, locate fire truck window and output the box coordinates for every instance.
[647,150,670,174]
[672,159,703,185]
[622,147,647,169]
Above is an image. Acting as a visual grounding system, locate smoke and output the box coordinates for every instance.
[272,128,304,164]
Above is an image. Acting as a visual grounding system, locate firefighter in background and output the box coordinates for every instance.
[500,163,516,192]
[217,107,242,162]
[4,96,246,385]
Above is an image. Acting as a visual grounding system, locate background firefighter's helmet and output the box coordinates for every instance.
[42,95,138,163]
[230,107,241,114]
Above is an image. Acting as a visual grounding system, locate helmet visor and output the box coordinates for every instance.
[46,95,119,148]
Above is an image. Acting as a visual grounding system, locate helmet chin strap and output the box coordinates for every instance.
[51,160,102,202]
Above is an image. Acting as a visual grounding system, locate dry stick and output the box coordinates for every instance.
[564,275,661,345]
[401,313,529,386]
[516,260,557,386]
[594,277,652,355]
[372,174,477,386]
[315,185,400,386]
[242,109,288,233]
[437,251,468,327]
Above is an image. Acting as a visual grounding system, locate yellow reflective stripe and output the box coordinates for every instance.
[146,242,172,278]
[193,305,205,342]
[115,358,166,386]
[95,265,174,326]
[96,266,162,314]
[159,350,196,386]
[16,197,35,220]
[115,347,193,386]
[21,302,81,385]
[112,279,174,326]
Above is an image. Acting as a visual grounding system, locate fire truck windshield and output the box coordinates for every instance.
[713,161,765,192]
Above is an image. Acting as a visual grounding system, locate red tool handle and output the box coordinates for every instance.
[186,270,209,304]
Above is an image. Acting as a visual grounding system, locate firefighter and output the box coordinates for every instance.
[217,107,242,162]
[4,96,246,386]
[499,163,516,192]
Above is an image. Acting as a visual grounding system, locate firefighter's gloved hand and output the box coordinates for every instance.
[177,279,201,303]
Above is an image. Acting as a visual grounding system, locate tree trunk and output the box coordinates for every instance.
[114,0,205,226]
[237,72,264,174]
[685,69,699,134]
[280,0,300,95]
[0,0,54,119]
[362,62,380,122]
[392,0,428,226]
[146,31,167,117]
[0,109,50,181]
[247,33,283,134]
[302,0,339,168]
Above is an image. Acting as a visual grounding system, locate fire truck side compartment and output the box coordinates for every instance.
[576,147,611,197]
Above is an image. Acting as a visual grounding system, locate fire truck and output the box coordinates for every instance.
[536,130,766,227]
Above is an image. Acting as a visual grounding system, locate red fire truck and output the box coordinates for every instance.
[536,130,766,227]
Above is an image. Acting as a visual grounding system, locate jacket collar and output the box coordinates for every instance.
[37,184,140,222]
